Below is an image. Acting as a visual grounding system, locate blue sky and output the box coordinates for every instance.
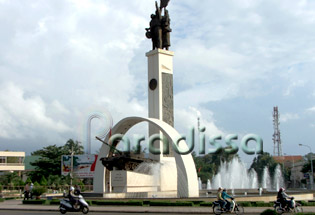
[0,0,315,162]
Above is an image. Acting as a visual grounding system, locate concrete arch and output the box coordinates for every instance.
[93,116,199,197]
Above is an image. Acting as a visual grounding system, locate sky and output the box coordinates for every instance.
[1,0,315,164]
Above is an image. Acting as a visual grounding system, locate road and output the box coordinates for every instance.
[0,211,260,215]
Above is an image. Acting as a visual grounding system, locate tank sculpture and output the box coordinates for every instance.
[96,137,154,171]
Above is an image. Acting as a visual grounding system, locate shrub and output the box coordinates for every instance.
[238,202,252,207]
[32,186,46,198]
[200,202,212,207]
[148,201,193,206]
[93,200,143,206]
[23,200,46,204]
[260,209,277,215]
[149,201,171,206]
[49,199,60,205]
[85,200,92,206]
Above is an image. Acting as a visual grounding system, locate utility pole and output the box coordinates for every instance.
[299,144,313,190]
[70,145,74,186]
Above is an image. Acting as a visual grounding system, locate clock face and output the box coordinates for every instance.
[149,78,157,90]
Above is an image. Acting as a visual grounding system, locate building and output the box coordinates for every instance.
[273,155,306,188]
[0,151,25,175]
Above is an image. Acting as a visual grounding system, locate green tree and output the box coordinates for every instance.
[40,176,47,186]
[193,151,239,183]
[28,139,84,182]
[0,172,24,186]
[301,153,315,173]
[63,139,84,155]
[250,152,284,185]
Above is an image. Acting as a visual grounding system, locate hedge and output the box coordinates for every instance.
[238,202,252,207]
[49,199,60,205]
[200,202,212,207]
[149,201,193,206]
[23,200,46,204]
[260,209,277,215]
[93,200,143,206]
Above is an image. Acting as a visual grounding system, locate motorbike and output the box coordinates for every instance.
[59,194,89,214]
[212,198,244,215]
[274,197,303,214]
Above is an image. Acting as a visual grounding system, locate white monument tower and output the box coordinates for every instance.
[93,0,198,198]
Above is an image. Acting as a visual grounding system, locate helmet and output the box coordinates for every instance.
[223,188,226,192]
[70,186,74,191]
[218,187,223,190]
[279,187,285,192]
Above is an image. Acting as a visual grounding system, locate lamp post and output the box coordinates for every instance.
[299,144,314,190]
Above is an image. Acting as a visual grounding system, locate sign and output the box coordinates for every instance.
[61,154,98,178]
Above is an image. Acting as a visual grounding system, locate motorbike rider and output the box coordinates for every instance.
[222,188,234,211]
[217,187,226,210]
[68,186,79,209]
[277,187,293,209]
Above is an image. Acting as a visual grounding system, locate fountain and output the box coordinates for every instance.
[198,177,202,190]
[212,157,258,189]
[206,179,211,190]
[262,166,271,190]
[273,164,284,191]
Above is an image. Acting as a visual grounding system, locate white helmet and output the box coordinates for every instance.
[70,186,74,191]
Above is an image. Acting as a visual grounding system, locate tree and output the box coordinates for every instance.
[193,151,239,183]
[250,152,291,183]
[28,139,84,182]
[301,153,315,173]
[63,139,84,155]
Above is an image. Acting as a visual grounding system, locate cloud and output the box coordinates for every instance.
[280,113,300,123]
[1,0,315,155]
[306,106,315,112]
[0,82,71,139]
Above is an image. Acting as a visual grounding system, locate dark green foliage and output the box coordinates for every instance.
[93,200,143,206]
[149,201,193,206]
[255,202,273,207]
[31,186,46,197]
[260,209,277,215]
[28,139,84,182]
[296,213,315,215]
[0,172,24,186]
[249,152,289,185]
[200,202,212,206]
[85,200,92,206]
[238,202,252,207]
[49,199,60,205]
[40,176,47,186]
[193,151,239,183]
[23,200,46,204]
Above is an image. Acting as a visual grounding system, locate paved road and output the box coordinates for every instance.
[0,211,259,215]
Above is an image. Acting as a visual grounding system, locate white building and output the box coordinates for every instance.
[0,151,25,173]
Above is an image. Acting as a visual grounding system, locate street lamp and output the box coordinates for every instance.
[299,144,314,190]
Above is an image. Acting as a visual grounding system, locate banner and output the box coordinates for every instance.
[61,154,98,178]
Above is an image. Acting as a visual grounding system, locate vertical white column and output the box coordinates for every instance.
[146,49,174,161]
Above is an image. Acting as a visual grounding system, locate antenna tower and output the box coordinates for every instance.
[272,106,282,156]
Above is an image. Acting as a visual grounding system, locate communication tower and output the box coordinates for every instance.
[273,106,282,156]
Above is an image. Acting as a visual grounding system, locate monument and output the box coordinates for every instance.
[93,0,199,198]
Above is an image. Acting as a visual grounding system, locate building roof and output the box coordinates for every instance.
[273,155,303,163]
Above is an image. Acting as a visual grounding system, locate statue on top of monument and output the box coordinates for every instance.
[146,0,172,50]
